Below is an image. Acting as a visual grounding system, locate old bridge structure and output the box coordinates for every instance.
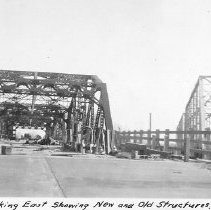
[0,70,113,153]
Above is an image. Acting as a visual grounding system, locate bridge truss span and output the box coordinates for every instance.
[0,70,113,152]
[177,76,211,159]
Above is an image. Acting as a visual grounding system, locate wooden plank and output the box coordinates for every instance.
[116,136,211,145]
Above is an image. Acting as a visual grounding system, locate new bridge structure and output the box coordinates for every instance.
[0,70,113,154]
[177,76,211,159]
[115,76,211,161]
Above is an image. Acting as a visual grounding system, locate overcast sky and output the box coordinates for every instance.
[0,0,211,131]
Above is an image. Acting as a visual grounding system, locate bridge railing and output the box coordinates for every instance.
[115,129,211,161]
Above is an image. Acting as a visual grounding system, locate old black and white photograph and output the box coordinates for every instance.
[0,0,211,202]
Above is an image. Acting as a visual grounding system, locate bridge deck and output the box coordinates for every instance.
[0,148,210,198]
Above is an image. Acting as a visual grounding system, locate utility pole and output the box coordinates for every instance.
[149,113,152,131]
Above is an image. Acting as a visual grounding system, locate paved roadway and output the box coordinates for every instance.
[0,155,211,198]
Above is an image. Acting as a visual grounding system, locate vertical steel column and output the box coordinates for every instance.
[106,130,111,154]
[199,77,206,132]
[98,83,113,130]
[199,77,207,159]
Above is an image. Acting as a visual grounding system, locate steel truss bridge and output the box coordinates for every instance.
[0,70,113,152]
[177,76,211,159]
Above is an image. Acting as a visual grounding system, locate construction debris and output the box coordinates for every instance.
[116,152,132,159]
[117,143,172,160]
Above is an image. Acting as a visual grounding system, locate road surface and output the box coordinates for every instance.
[0,154,211,198]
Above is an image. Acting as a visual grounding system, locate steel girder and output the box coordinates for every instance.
[0,70,113,141]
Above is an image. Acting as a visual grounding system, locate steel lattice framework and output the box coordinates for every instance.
[0,70,113,147]
[177,76,211,158]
